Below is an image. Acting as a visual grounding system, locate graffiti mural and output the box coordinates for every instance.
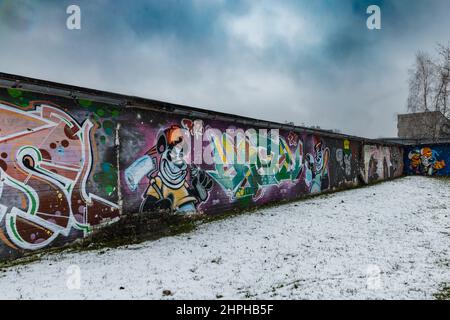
[121,113,345,217]
[206,130,304,201]
[304,138,330,193]
[405,146,447,176]
[0,102,120,250]
[125,123,213,214]
[362,145,403,183]
[335,139,352,182]
[0,77,414,262]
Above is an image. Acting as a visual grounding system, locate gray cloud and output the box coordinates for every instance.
[1,0,450,138]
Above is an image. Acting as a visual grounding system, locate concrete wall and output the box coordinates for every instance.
[362,144,403,184]
[0,85,404,261]
[404,144,449,176]
[397,112,450,140]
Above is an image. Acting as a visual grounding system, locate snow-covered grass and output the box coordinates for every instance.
[1,176,450,300]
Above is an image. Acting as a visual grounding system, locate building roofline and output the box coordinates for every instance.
[398,111,447,117]
[0,72,402,146]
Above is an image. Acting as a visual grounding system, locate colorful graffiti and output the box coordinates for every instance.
[407,147,446,176]
[0,84,410,261]
[125,123,213,214]
[304,138,330,193]
[363,145,403,183]
[207,130,304,200]
[0,102,120,250]
[123,117,338,213]
[335,139,352,181]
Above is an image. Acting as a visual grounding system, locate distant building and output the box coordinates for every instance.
[397,111,450,140]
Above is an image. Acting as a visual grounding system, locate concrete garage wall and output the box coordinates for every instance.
[0,75,404,261]
[362,144,404,184]
[120,112,404,216]
[404,144,449,176]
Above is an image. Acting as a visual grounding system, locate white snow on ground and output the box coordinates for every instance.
[1,176,450,300]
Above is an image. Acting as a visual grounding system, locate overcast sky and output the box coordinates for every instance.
[1,0,449,138]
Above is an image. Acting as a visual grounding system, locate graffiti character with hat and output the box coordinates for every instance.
[125,125,213,214]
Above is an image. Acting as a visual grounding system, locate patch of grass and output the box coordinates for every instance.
[436,259,450,268]
[0,254,42,270]
[432,176,450,185]
[73,214,199,252]
[434,284,450,300]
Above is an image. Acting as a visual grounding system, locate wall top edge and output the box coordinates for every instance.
[402,141,450,147]
[0,72,402,147]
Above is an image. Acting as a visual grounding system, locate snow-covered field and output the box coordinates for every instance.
[1,176,449,300]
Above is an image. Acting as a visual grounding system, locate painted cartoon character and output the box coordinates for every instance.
[125,125,213,214]
[305,139,330,193]
[408,147,446,176]
[408,150,421,172]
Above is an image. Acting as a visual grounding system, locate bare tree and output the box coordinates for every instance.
[434,43,450,117]
[407,51,436,113]
[406,44,450,141]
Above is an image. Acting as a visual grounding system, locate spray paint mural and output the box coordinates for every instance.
[335,139,353,184]
[125,122,213,214]
[121,114,353,216]
[362,145,403,183]
[404,145,448,176]
[0,78,408,261]
[206,130,304,201]
[304,138,330,193]
[0,99,120,251]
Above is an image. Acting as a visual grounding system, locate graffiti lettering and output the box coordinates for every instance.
[0,102,119,250]
[207,130,305,200]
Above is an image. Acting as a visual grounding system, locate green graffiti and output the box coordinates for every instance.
[207,133,303,200]
[2,88,31,107]
[102,120,114,135]
[96,108,106,117]
[7,88,22,98]
[78,99,92,108]
[111,109,120,117]
[77,100,119,137]
[93,162,118,196]
[78,99,121,120]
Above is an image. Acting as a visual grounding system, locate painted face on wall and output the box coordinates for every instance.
[306,138,330,193]
[126,123,213,214]
[409,152,421,168]
[419,147,434,167]
[159,126,189,189]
